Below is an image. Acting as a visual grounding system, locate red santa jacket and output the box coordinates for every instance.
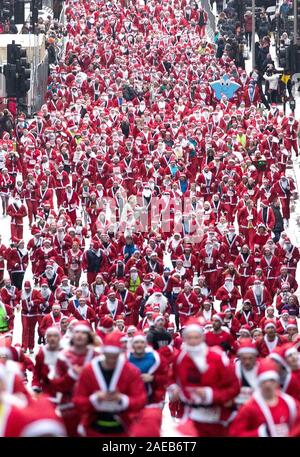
[176,292,200,318]
[32,345,61,396]
[170,347,240,423]
[230,391,299,437]
[73,354,147,436]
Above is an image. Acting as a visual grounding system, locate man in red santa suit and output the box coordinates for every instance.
[269,344,300,401]
[230,359,300,437]
[97,289,124,321]
[199,239,219,294]
[73,331,147,437]
[256,320,286,358]
[0,277,21,309]
[205,314,236,354]
[215,276,241,312]
[244,279,273,320]
[50,321,97,436]
[234,244,255,296]
[145,288,169,315]
[234,339,259,408]
[39,303,64,338]
[270,175,296,225]
[282,113,299,157]
[32,326,62,398]
[7,194,27,239]
[68,297,96,327]
[20,280,41,353]
[168,319,240,437]
[260,246,281,293]
[62,183,79,225]
[235,300,259,330]
[176,282,200,327]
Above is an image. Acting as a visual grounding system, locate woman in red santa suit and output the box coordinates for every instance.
[50,321,98,436]
[169,319,240,437]
[73,331,147,437]
[230,359,300,437]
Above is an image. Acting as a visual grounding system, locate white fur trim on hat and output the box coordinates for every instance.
[102,345,122,354]
[264,322,276,330]
[132,334,147,344]
[74,324,91,333]
[237,347,258,356]
[257,370,279,384]
[183,324,204,336]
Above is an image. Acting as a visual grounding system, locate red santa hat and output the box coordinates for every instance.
[237,338,258,356]
[264,320,276,331]
[107,289,116,297]
[100,316,114,330]
[213,313,225,324]
[238,324,252,336]
[45,326,61,337]
[153,313,165,324]
[102,331,123,354]
[40,279,48,286]
[257,359,279,384]
[131,331,147,344]
[280,309,289,317]
[183,318,204,336]
[24,281,31,289]
[286,319,298,330]
[74,321,92,334]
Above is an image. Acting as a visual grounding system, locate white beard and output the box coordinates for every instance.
[225,282,234,293]
[18,248,27,256]
[95,284,104,295]
[184,342,208,373]
[143,190,152,199]
[41,288,50,298]
[45,270,54,279]
[131,273,138,281]
[253,286,262,295]
[205,247,212,256]
[81,287,89,297]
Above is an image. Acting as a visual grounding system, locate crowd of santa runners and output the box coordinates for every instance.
[0,0,300,438]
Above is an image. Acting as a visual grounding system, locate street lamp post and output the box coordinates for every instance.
[252,0,256,70]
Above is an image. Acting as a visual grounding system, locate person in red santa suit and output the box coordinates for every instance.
[168,319,240,437]
[279,237,300,279]
[282,113,299,157]
[82,240,109,285]
[269,175,296,225]
[235,300,259,330]
[7,194,27,239]
[128,331,168,407]
[221,225,244,262]
[65,239,83,287]
[32,326,62,398]
[198,239,220,294]
[39,303,64,338]
[234,339,260,408]
[259,245,281,293]
[0,276,21,310]
[90,274,109,307]
[168,232,184,267]
[37,278,55,344]
[244,279,273,321]
[115,280,135,326]
[96,289,124,321]
[50,321,98,436]
[256,320,286,358]
[73,331,147,437]
[275,309,292,335]
[176,282,200,327]
[68,297,96,327]
[0,235,7,287]
[7,239,28,290]
[205,314,237,354]
[95,316,115,344]
[20,280,41,353]
[229,359,300,437]
[234,244,256,294]
[62,183,80,225]
[257,200,275,233]
[222,307,241,338]
[274,265,298,296]
[215,276,241,312]
[269,344,300,401]
[145,288,170,315]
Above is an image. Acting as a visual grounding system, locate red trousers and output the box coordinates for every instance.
[284,138,298,156]
[11,223,24,239]
[25,199,38,225]
[21,314,38,350]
